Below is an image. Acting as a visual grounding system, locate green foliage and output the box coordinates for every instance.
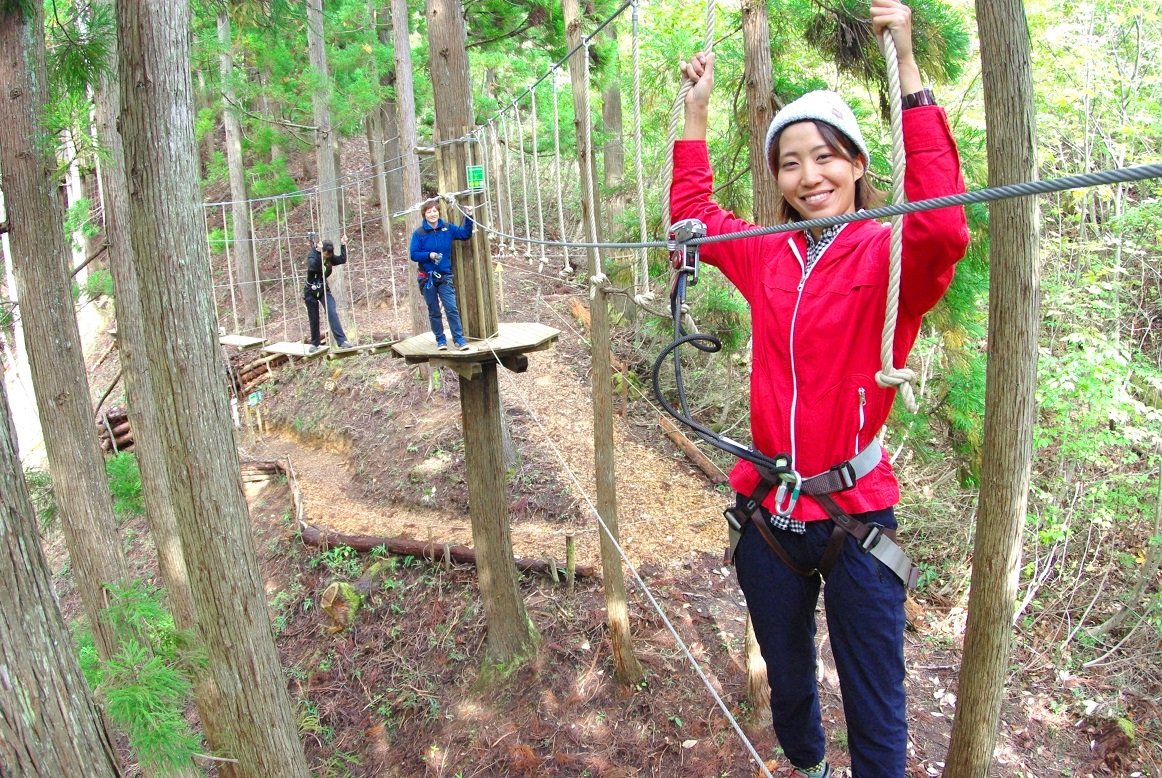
[23,467,57,529]
[64,197,100,250]
[76,581,204,774]
[82,268,114,301]
[105,451,145,519]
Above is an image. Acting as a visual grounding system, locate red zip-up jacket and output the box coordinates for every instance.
[670,105,970,521]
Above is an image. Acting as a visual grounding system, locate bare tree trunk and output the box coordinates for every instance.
[600,25,625,234]
[218,9,259,331]
[391,0,428,335]
[564,0,642,686]
[742,0,779,224]
[307,0,346,306]
[426,0,539,668]
[92,2,209,764]
[0,0,127,662]
[0,378,121,777]
[945,3,1040,775]
[115,3,309,775]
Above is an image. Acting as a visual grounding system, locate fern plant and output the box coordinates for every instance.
[76,580,206,774]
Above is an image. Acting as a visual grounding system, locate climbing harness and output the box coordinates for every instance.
[652,220,920,589]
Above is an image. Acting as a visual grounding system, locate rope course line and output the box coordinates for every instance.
[453,162,1162,253]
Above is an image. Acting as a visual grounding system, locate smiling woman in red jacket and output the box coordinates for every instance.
[671,2,969,776]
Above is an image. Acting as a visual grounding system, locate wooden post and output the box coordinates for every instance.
[426,0,538,667]
[565,534,576,593]
[564,0,642,686]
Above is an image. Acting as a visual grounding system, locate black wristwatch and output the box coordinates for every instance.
[902,88,936,109]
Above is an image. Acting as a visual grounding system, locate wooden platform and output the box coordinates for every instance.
[262,342,327,358]
[220,334,268,350]
[391,322,559,378]
[324,339,399,360]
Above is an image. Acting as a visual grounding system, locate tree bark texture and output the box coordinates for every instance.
[92,2,207,764]
[307,0,346,305]
[0,377,121,777]
[741,0,780,224]
[217,10,259,331]
[563,0,600,275]
[390,0,429,335]
[564,0,642,686]
[0,0,128,662]
[426,0,537,666]
[115,2,309,775]
[945,3,1040,776]
[600,25,625,234]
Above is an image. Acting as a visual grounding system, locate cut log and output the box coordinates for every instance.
[657,415,728,484]
[297,523,598,580]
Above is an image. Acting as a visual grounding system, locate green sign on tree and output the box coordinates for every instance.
[466,164,484,190]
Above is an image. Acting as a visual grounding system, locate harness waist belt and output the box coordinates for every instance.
[799,439,883,495]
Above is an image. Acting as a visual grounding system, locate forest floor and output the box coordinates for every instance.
[53,147,1159,776]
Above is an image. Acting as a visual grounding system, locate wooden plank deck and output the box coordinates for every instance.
[324,339,399,360]
[262,342,326,358]
[220,334,268,349]
[391,322,559,364]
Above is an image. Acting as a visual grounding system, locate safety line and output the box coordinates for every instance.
[478,335,775,778]
[450,162,1162,252]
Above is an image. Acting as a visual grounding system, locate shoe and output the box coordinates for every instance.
[790,762,832,778]
[437,343,448,351]
[338,341,352,349]
[308,344,322,353]
[456,342,470,351]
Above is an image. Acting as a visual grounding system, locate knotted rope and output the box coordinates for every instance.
[876,31,919,412]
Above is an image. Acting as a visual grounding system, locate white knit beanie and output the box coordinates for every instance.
[764,90,869,176]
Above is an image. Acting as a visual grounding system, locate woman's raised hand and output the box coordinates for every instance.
[679,52,714,140]
[870,0,914,61]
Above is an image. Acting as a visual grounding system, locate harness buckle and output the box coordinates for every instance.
[860,522,884,552]
[830,459,858,490]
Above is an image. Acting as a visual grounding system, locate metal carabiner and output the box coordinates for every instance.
[667,218,706,287]
[773,470,802,518]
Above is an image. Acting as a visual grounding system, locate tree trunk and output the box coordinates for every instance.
[564,0,642,686]
[741,0,779,224]
[426,0,539,668]
[563,0,600,275]
[0,0,128,662]
[0,378,121,777]
[307,0,346,306]
[600,25,625,234]
[115,3,309,775]
[92,1,209,764]
[218,9,259,331]
[391,0,428,335]
[944,3,1040,775]
[381,99,405,207]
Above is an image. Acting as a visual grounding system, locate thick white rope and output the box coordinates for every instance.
[500,112,518,256]
[659,0,716,239]
[630,0,653,305]
[876,32,918,412]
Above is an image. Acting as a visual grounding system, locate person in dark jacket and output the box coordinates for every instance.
[304,233,351,351]
[673,2,969,776]
[408,198,474,350]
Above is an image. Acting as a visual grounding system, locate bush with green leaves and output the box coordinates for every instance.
[106,451,145,519]
[82,268,114,301]
[23,467,57,529]
[76,581,205,774]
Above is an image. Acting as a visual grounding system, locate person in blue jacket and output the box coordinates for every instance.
[409,198,474,350]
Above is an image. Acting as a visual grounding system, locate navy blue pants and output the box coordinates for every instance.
[734,500,907,777]
[420,275,465,347]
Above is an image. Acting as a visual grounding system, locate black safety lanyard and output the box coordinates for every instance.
[650,220,801,508]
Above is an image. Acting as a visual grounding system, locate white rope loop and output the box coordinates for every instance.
[629,0,653,305]
[874,31,918,413]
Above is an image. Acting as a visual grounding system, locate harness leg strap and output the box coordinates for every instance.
[815,493,920,589]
